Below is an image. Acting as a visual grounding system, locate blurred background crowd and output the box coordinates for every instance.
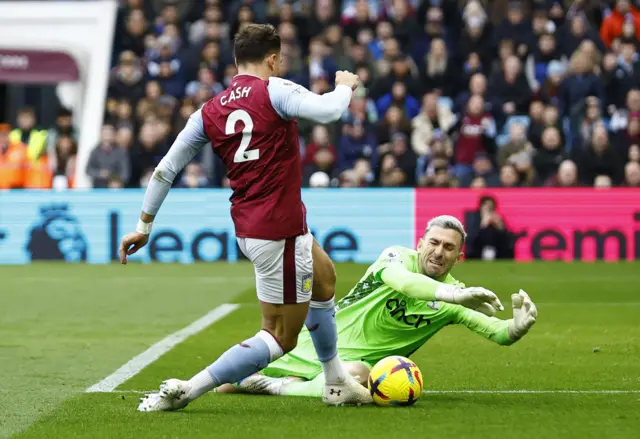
[2,0,640,190]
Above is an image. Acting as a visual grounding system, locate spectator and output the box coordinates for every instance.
[47,108,78,170]
[594,174,613,188]
[462,152,500,188]
[51,135,77,189]
[525,29,562,92]
[451,95,496,181]
[177,163,210,188]
[376,153,407,187]
[562,14,606,57]
[342,0,376,41]
[572,96,605,152]
[309,171,331,188]
[86,124,130,188]
[538,59,566,104]
[465,195,514,260]
[546,159,579,187]
[109,51,146,102]
[10,107,47,163]
[369,21,393,60]
[412,92,456,156]
[493,1,532,59]
[454,72,500,115]
[302,125,336,168]
[303,146,336,188]
[388,0,419,49]
[498,121,533,168]
[606,38,640,109]
[376,81,420,120]
[386,132,417,186]
[600,0,640,49]
[377,105,412,145]
[338,121,377,172]
[533,126,566,183]
[421,38,459,96]
[559,50,604,119]
[624,161,640,186]
[629,143,640,163]
[574,124,624,185]
[185,65,224,98]
[147,35,184,98]
[489,55,532,117]
[527,100,546,146]
[499,163,520,187]
[352,156,375,187]
[130,122,167,187]
[458,1,493,70]
[117,9,148,58]
[0,123,27,189]
[411,5,449,63]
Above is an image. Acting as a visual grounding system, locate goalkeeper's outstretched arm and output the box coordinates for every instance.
[454,290,538,346]
[378,263,504,315]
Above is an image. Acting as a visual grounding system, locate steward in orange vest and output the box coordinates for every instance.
[0,124,27,189]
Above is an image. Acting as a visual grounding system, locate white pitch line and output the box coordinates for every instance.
[422,390,640,394]
[86,303,240,393]
[107,389,640,395]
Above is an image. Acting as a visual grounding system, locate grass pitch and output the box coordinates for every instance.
[1,262,639,439]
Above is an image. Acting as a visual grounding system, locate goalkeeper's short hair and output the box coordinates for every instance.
[425,215,467,247]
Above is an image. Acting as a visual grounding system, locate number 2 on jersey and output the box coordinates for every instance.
[226,109,259,163]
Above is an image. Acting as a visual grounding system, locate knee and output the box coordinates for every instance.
[344,362,371,386]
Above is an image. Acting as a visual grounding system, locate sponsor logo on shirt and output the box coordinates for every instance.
[385,298,431,329]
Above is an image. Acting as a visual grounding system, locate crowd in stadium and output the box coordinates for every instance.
[2,0,640,190]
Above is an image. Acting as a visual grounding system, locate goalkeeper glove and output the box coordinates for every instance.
[508,289,538,341]
[435,285,504,316]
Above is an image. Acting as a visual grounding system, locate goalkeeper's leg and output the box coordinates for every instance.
[217,362,372,398]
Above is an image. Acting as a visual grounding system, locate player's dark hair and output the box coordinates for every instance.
[233,24,281,65]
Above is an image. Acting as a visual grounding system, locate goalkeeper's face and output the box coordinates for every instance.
[418,226,463,278]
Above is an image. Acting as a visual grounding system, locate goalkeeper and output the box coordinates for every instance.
[216,215,538,398]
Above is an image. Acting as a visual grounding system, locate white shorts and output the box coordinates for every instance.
[237,232,313,304]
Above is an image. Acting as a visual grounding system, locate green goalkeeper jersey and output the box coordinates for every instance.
[262,246,512,380]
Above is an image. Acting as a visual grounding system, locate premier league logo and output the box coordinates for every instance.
[25,204,88,262]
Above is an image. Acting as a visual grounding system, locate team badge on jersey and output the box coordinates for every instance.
[382,250,402,265]
[426,301,441,311]
[302,273,313,294]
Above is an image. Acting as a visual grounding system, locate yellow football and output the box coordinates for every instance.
[368,356,423,406]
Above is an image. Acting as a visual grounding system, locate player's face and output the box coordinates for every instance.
[418,227,463,279]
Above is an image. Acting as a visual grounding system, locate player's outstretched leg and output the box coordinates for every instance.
[307,241,372,405]
[138,328,286,412]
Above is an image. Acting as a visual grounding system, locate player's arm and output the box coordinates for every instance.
[453,290,538,346]
[374,250,503,314]
[268,72,358,124]
[119,109,209,263]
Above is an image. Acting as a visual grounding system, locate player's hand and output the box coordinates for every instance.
[119,232,149,265]
[508,289,538,341]
[456,286,504,315]
[335,70,360,91]
[436,285,504,315]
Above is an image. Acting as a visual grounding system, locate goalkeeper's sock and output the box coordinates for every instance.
[281,374,325,398]
[305,298,346,385]
[187,330,283,400]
